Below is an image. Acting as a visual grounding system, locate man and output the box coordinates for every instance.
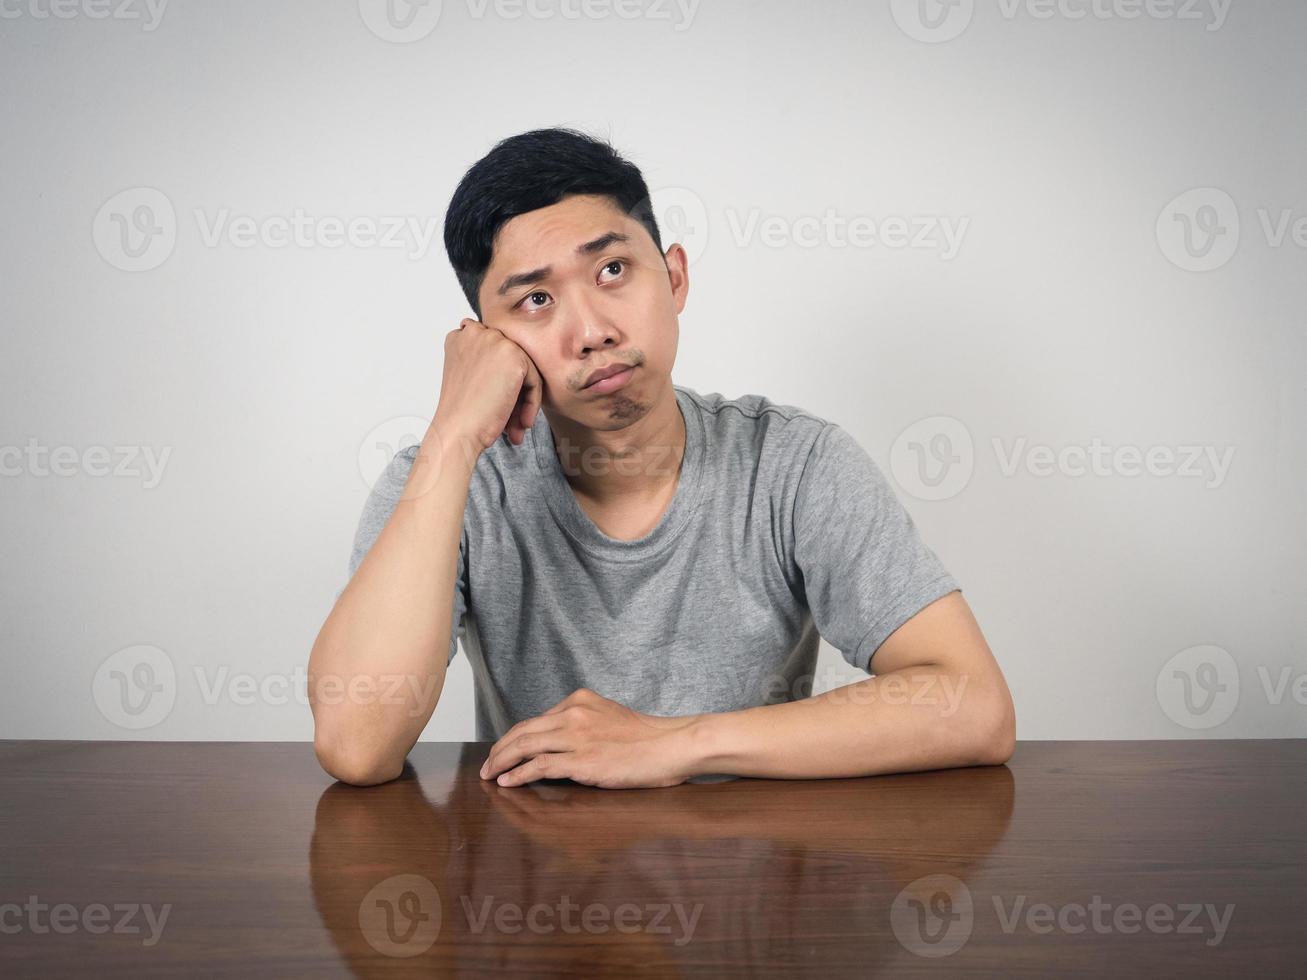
[308,127,1015,789]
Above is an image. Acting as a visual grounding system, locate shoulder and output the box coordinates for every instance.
[677,384,832,464]
[358,437,500,531]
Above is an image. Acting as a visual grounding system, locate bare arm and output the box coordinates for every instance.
[308,426,477,786]
[309,319,544,786]
[683,591,1016,779]
[480,591,1016,788]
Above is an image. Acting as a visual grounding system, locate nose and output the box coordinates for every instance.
[568,289,622,357]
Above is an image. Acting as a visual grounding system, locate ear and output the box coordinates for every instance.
[663,242,690,315]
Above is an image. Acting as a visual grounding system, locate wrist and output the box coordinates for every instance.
[676,712,729,780]
[419,420,481,475]
[396,428,477,508]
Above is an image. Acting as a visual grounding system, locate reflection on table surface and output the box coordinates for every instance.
[309,745,1014,975]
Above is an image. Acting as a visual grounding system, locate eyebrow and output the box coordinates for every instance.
[496,231,631,296]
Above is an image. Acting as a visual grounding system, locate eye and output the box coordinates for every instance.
[516,290,550,312]
[514,260,626,313]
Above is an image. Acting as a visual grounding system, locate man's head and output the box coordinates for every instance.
[443,127,688,430]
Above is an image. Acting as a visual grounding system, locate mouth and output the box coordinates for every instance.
[582,363,637,394]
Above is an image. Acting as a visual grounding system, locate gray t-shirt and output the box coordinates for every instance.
[346,384,960,741]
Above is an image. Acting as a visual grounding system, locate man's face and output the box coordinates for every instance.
[476,193,688,429]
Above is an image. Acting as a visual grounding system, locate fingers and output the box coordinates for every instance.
[514,355,543,437]
[485,743,565,783]
[481,723,569,780]
[524,367,543,431]
[507,360,543,447]
[506,387,529,446]
[452,317,539,447]
[516,387,537,437]
[494,752,571,787]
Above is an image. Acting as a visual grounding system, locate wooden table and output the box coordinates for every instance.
[1,740,1302,977]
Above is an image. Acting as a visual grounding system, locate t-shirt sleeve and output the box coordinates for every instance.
[791,422,960,673]
[337,444,467,667]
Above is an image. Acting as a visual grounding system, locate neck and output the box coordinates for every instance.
[545,383,686,507]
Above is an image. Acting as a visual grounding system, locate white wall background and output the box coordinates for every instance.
[1,0,1302,741]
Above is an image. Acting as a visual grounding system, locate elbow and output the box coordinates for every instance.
[975,687,1017,767]
[313,728,404,787]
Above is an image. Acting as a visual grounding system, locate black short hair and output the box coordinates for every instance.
[442,127,663,319]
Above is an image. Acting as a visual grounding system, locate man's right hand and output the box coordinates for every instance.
[432,319,545,460]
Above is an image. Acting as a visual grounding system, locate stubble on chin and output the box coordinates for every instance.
[602,393,649,424]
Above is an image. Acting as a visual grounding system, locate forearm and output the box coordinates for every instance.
[308,424,478,785]
[681,664,1016,780]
